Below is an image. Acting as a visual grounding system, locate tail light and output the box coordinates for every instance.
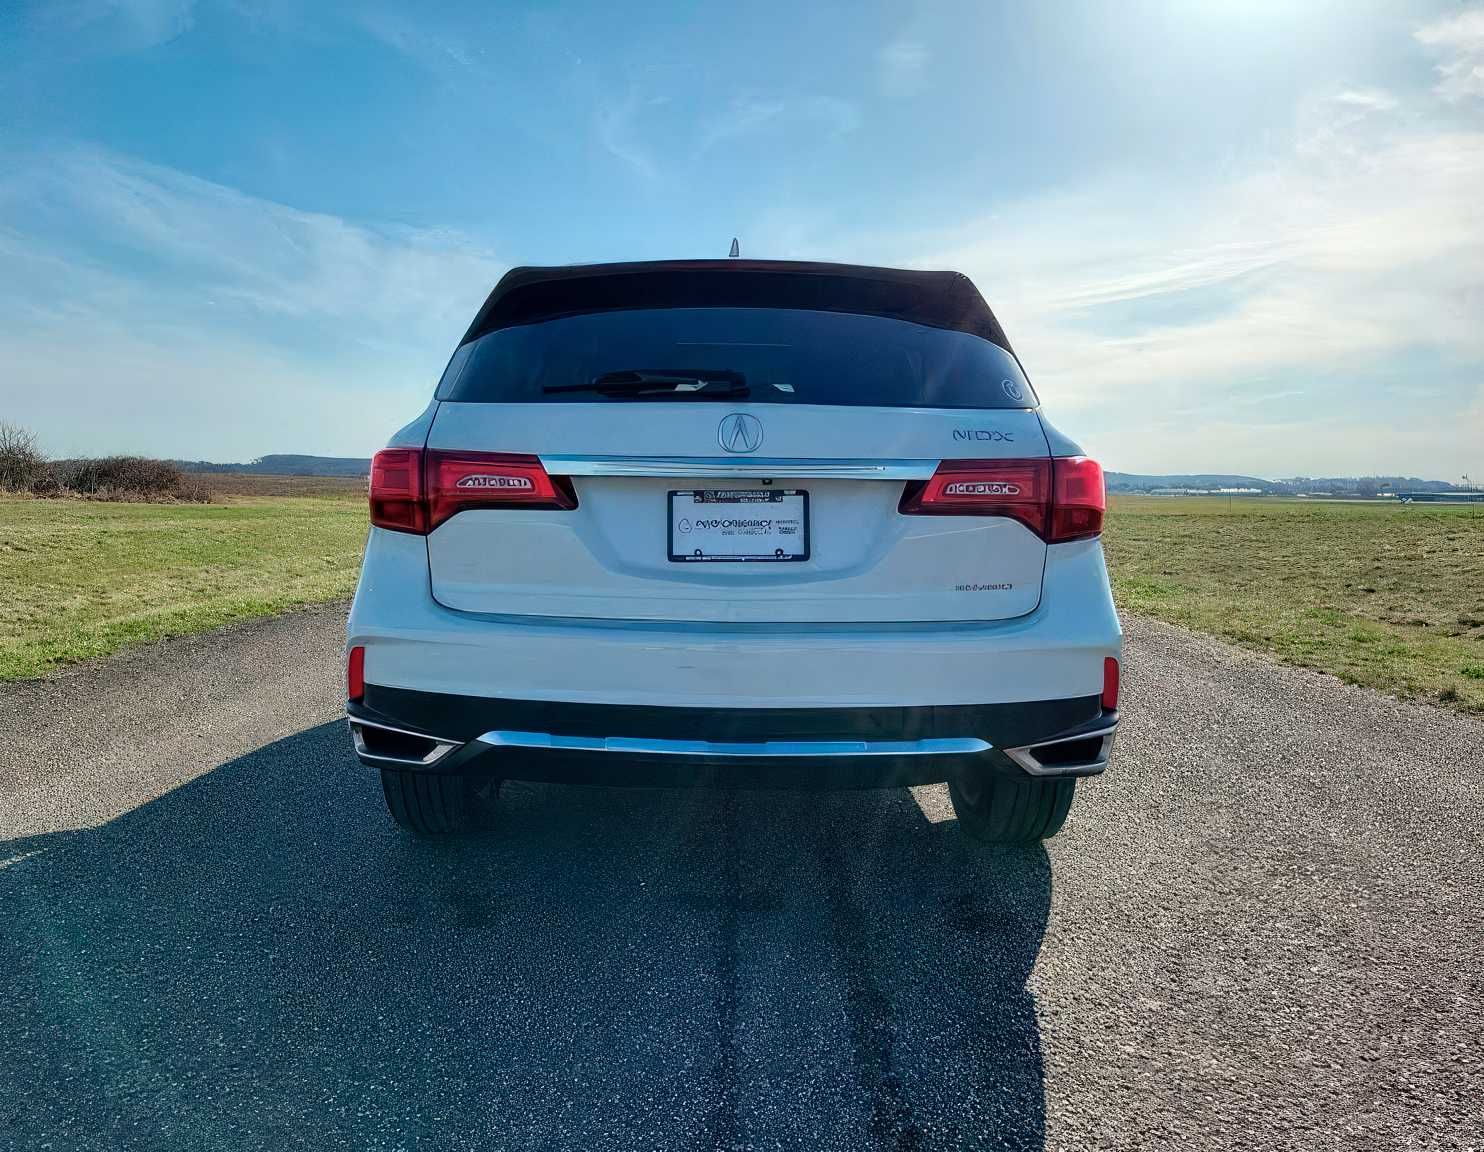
[369,448,576,534]
[425,451,577,529]
[347,645,365,702]
[898,459,1051,535]
[369,449,425,534]
[1102,656,1119,712]
[900,456,1104,543]
[1051,457,1106,543]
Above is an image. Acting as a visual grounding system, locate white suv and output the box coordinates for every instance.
[346,260,1121,842]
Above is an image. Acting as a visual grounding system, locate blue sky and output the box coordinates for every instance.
[1,0,1482,478]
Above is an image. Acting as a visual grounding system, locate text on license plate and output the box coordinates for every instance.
[668,490,810,562]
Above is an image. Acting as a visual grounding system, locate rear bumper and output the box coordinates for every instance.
[347,529,1122,709]
[347,687,1117,788]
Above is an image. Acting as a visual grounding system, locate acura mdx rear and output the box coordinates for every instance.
[345,260,1122,842]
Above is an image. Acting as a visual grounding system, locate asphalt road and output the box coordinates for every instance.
[3,606,1481,1151]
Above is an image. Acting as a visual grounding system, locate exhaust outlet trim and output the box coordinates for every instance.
[1004,723,1116,778]
[348,717,461,767]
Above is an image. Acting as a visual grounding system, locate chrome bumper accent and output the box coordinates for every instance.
[476,731,991,758]
[539,455,936,480]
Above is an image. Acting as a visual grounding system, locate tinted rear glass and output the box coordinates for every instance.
[439,308,1036,409]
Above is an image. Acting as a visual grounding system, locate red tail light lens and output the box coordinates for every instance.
[1102,656,1119,712]
[369,448,427,533]
[369,448,576,534]
[347,645,365,702]
[425,451,576,530]
[1050,456,1105,543]
[899,459,1052,536]
[900,455,1105,543]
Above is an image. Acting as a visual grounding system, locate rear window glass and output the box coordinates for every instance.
[438,308,1037,409]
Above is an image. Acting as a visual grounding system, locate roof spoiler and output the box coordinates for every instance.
[458,260,1015,354]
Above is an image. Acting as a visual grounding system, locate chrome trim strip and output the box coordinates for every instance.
[1003,724,1117,778]
[347,717,461,766]
[476,730,990,758]
[541,455,937,480]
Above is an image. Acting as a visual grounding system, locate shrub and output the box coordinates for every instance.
[27,466,62,496]
[49,456,211,503]
[0,431,213,503]
[54,456,181,494]
[175,476,213,504]
[0,422,49,492]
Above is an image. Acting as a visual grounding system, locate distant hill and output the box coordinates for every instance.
[177,457,1465,496]
[178,455,371,477]
[1106,472,1278,493]
[1271,475,1459,495]
[1107,472,1463,495]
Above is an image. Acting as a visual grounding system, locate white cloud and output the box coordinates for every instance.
[804,95,862,138]
[698,97,788,152]
[1415,8,1484,102]
[879,39,930,93]
[921,129,1484,388]
[26,0,196,51]
[697,95,859,153]
[595,88,661,180]
[354,6,477,72]
[0,147,502,351]
[1332,87,1398,112]
[884,96,1484,476]
[0,147,504,458]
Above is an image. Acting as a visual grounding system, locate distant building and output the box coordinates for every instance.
[1397,491,1484,504]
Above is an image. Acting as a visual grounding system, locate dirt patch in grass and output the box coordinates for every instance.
[193,473,367,500]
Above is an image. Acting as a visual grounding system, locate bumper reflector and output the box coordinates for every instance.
[347,645,365,703]
[1102,656,1119,712]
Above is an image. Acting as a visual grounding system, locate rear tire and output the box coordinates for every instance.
[948,773,1076,843]
[380,769,499,835]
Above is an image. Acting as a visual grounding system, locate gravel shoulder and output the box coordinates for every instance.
[2,608,1481,1150]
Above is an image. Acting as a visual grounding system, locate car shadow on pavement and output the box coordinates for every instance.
[2,721,1052,1152]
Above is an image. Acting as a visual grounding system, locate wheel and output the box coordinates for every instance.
[379,769,499,835]
[948,773,1076,843]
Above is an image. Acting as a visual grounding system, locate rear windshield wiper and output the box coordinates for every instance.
[543,369,749,399]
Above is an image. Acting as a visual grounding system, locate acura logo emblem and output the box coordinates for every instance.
[718,413,763,453]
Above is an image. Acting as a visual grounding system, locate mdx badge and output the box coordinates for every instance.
[952,429,1015,442]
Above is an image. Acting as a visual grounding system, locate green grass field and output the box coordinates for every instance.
[1105,496,1484,712]
[0,487,366,681]
[3,487,1482,712]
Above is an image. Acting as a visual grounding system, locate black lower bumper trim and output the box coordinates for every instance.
[349,687,1108,790]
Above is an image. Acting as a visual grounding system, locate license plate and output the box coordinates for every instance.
[668,490,810,562]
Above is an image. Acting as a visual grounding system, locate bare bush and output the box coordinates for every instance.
[1,428,213,503]
[27,468,62,496]
[174,476,213,504]
[0,422,49,492]
[49,456,211,502]
[54,456,179,494]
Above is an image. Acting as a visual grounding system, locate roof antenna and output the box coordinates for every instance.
[728,237,740,258]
